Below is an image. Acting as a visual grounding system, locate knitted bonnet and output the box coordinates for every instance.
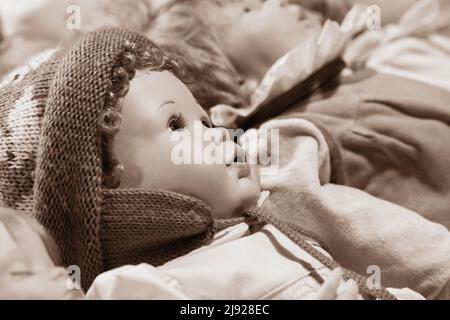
[0,28,217,290]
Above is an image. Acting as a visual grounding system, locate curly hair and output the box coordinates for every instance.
[146,0,249,110]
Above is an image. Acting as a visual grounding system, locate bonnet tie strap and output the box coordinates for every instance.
[239,58,346,130]
[244,207,397,300]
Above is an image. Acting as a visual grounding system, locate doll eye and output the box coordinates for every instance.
[168,114,186,132]
[243,7,251,13]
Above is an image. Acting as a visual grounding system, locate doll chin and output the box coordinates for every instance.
[239,181,261,209]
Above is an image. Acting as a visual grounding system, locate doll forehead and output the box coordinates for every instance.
[125,70,208,121]
[134,70,187,93]
[130,71,193,105]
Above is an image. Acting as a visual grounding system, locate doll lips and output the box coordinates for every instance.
[224,145,251,178]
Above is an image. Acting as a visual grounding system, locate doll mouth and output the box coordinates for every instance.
[225,148,251,178]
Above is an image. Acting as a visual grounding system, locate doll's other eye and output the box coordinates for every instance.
[168,114,186,131]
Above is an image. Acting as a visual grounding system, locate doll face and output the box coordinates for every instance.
[114,71,261,219]
[0,211,80,299]
[218,0,322,81]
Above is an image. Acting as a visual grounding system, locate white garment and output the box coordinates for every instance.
[86,223,424,300]
[345,0,450,92]
[87,223,331,299]
[366,34,450,92]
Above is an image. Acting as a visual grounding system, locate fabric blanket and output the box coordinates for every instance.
[345,0,450,92]
[242,118,450,300]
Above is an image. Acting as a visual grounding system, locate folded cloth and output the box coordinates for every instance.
[241,118,450,300]
[345,0,450,92]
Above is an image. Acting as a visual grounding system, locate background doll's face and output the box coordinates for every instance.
[218,0,322,81]
[114,71,261,219]
[0,211,81,299]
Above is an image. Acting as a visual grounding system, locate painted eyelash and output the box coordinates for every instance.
[168,113,212,131]
[168,112,187,131]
